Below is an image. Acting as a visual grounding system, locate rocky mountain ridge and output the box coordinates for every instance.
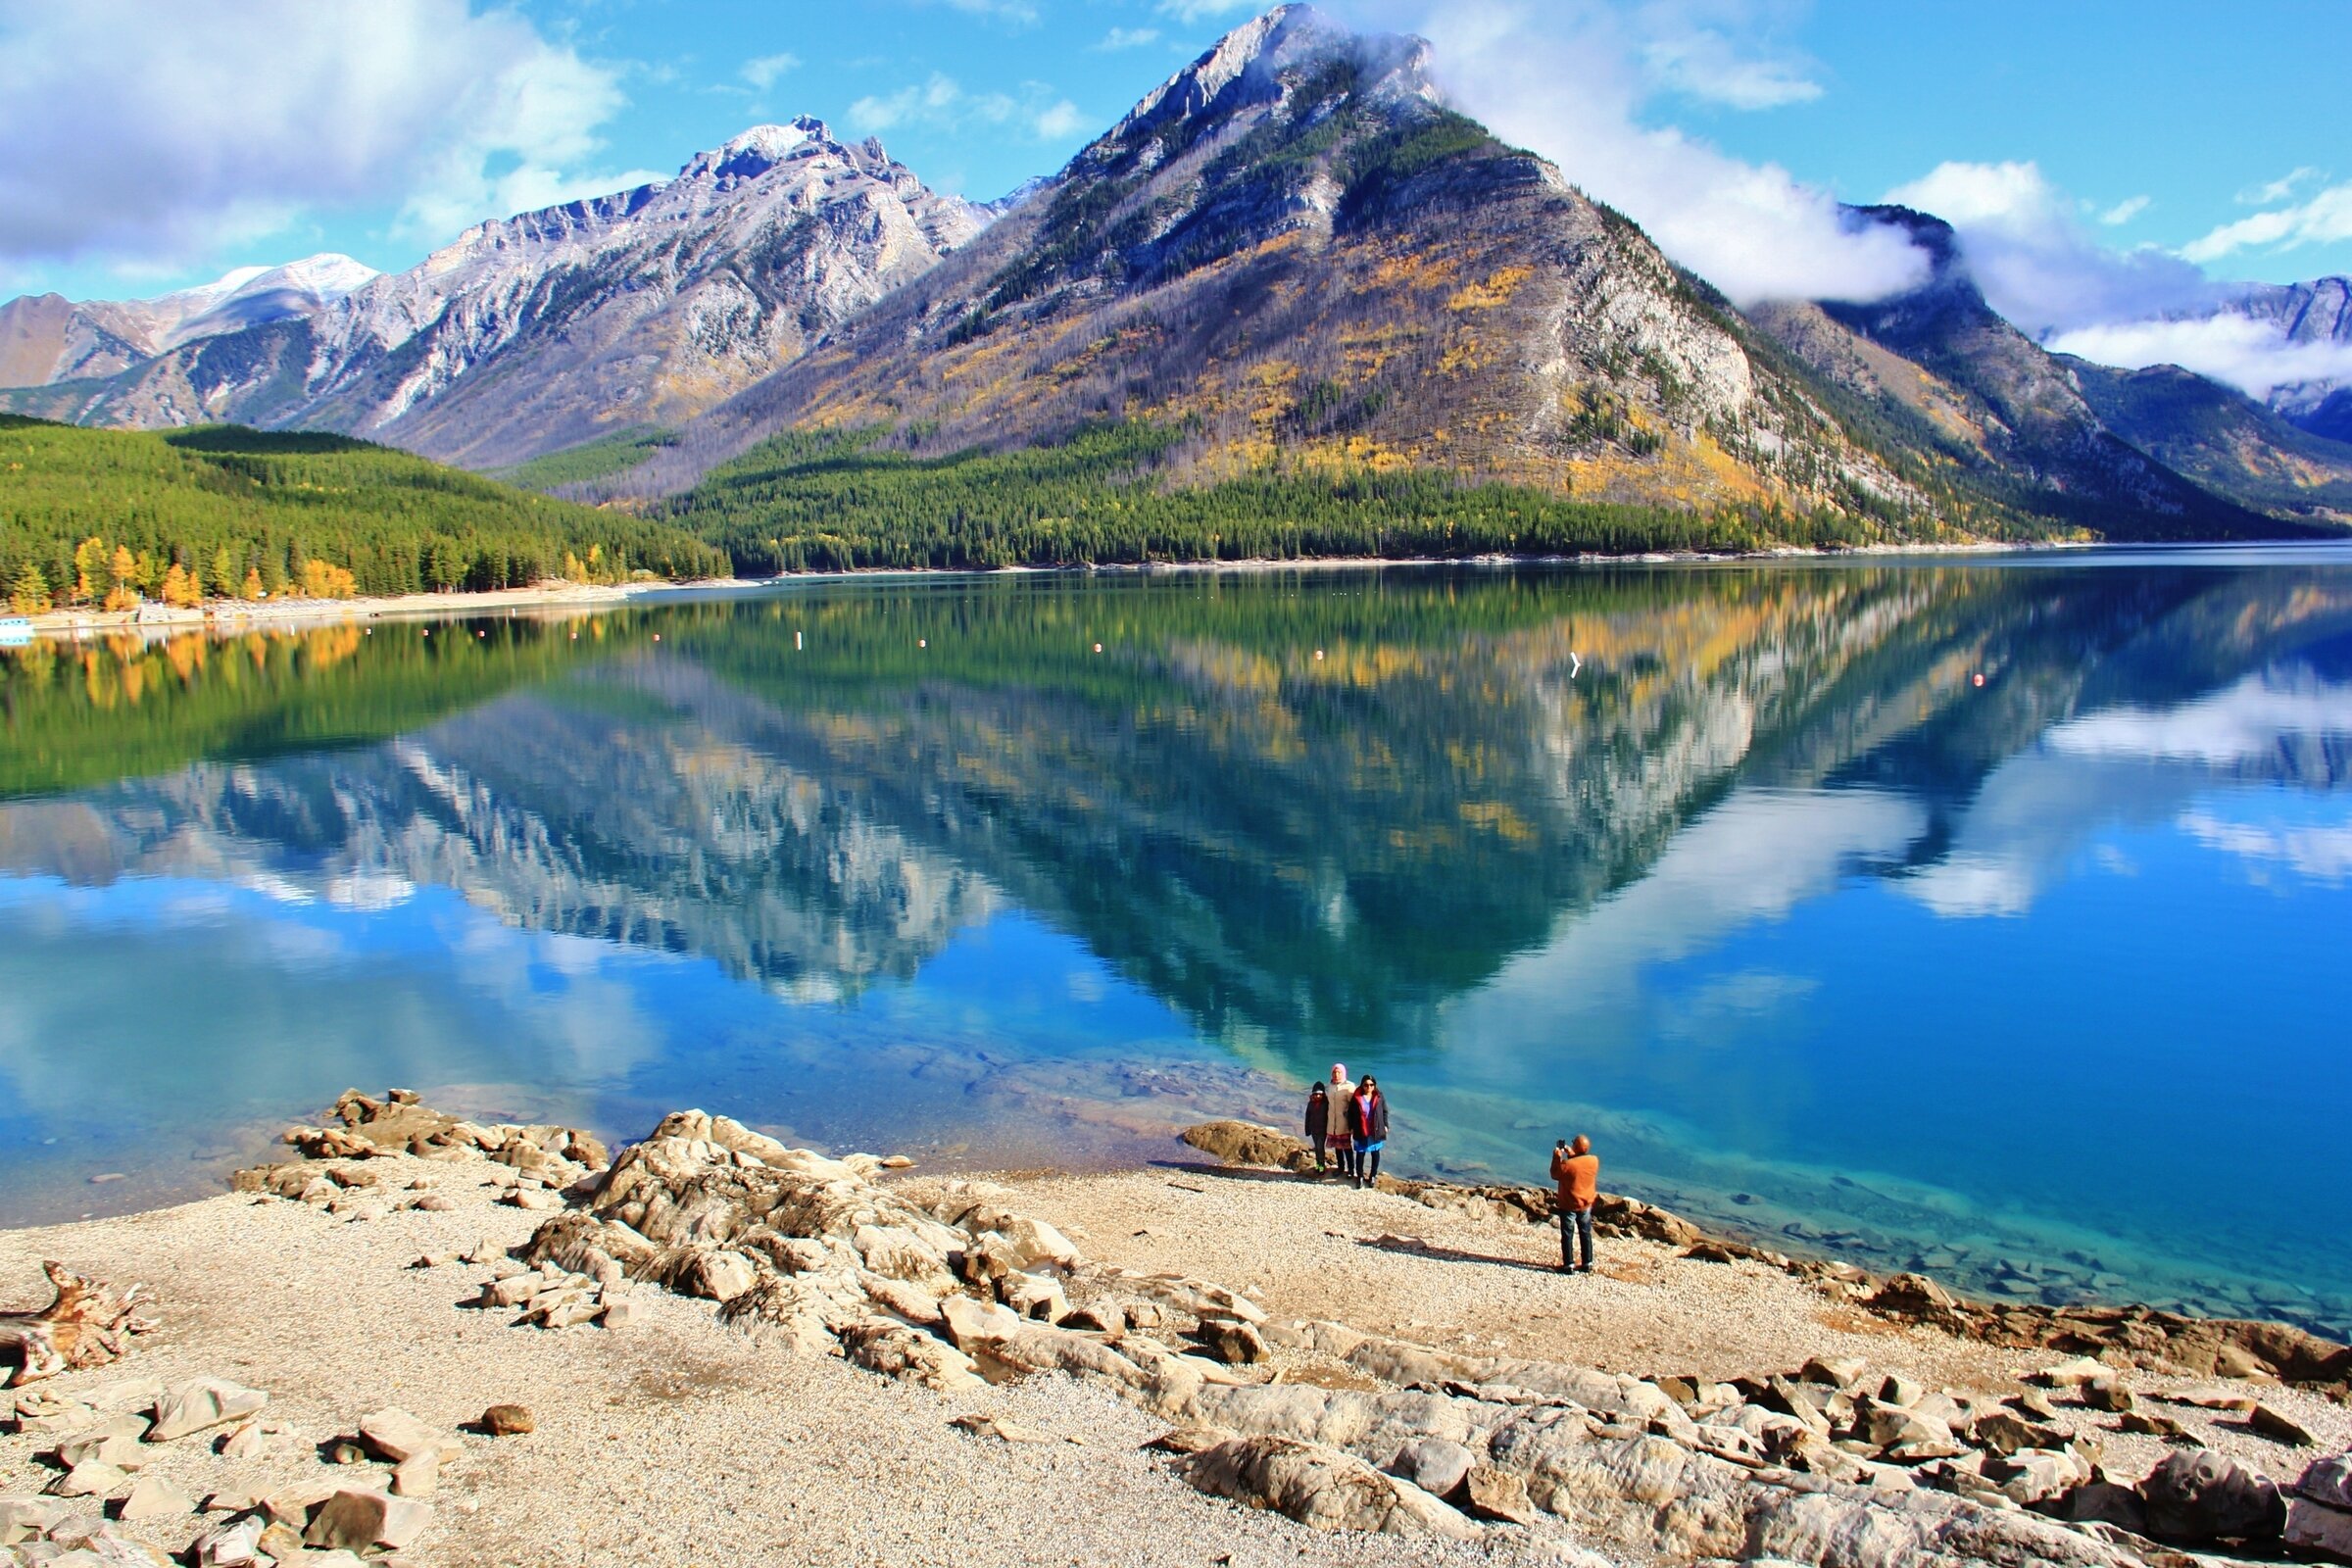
[0,118,985,468]
[607,5,1949,531]
[2228,275,2352,442]
[0,5,2338,545]
[2062,355,2352,524]
[602,7,2306,546]
[1748,207,2283,537]
[0,254,376,390]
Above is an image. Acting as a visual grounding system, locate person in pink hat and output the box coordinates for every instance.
[1323,1062,1355,1181]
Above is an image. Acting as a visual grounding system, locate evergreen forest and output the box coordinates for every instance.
[654,420,1968,575]
[0,416,728,612]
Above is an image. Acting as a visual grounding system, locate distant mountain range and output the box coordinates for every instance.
[2228,277,2352,444]
[0,120,981,468]
[4,4,2348,547]
[0,254,377,387]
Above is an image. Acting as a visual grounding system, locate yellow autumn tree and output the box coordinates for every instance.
[104,545,141,612]
[72,537,108,607]
[10,562,48,614]
[299,559,357,599]
[241,567,266,601]
[161,563,200,608]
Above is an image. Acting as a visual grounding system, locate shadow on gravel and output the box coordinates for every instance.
[1146,1159,1328,1186]
[1353,1233,1561,1275]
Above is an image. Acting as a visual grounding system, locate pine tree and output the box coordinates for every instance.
[10,561,48,614]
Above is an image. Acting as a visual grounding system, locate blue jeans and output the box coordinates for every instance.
[1560,1207,1593,1270]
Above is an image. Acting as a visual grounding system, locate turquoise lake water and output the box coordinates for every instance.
[1,550,2346,1336]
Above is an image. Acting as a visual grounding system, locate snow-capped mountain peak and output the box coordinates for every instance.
[10,122,988,462]
[681,120,817,182]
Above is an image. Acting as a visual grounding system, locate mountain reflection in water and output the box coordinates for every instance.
[1,555,2347,1336]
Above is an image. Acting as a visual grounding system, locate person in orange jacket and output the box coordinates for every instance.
[1550,1134,1598,1274]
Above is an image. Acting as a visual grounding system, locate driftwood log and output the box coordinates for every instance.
[0,1260,149,1385]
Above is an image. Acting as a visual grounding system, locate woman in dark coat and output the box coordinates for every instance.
[1348,1074,1390,1189]
[1303,1083,1332,1173]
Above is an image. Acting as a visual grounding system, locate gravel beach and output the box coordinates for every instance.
[3,1125,2345,1568]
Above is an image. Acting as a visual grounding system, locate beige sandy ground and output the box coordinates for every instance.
[18,579,741,640]
[3,1153,2344,1568]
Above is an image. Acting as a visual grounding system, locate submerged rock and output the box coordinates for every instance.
[1179,1121,1312,1170]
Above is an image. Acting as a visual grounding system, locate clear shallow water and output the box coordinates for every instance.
[1,552,2347,1336]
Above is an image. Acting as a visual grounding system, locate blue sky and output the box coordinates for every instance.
[0,0,2346,389]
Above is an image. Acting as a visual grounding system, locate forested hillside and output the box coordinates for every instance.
[661,420,1965,572]
[2063,358,2352,524]
[0,416,726,612]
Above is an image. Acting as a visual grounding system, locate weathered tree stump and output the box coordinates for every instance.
[0,1260,149,1384]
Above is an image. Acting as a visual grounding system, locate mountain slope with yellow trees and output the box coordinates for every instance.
[597,5,2292,563]
[0,415,726,614]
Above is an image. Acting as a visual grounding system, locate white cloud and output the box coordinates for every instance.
[1158,0,1257,22]
[395,45,665,241]
[1333,0,1926,305]
[1878,159,2350,399]
[2042,669,2352,765]
[2238,167,2323,206]
[945,0,1041,21]
[2180,811,2352,883]
[2182,178,2352,264]
[849,74,965,133]
[2097,195,2149,226]
[741,52,800,91]
[1450,786,1927,1026]
[1096,26,1164,51]
[1641,28,1821,110]
[0,0,650,270]
[849,72,1088,145]
[1881,160,2216,337]
[1032,99,1089,141]
[2047,314,2352,402]
[1903,853,2035,918]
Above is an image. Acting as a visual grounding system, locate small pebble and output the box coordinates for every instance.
[481,1403,536,1436]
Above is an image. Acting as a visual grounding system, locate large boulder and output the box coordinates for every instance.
[1385,1438,1475,1498]
[149,1379,268,1443]
[1984,1447,2092,1510]
[2286,1497,2352,1562]
[356,1408,450,1466]
[2301,1450,2352,1509]
[1179,1121,1310,1169]
[0,1495,69,1545]
[838,1319,982,1394]
[1342,1337,1689,1434]
[303,1489,431,1552]
[2140,1450,2286,1544]
[1174,1435,1480,1538]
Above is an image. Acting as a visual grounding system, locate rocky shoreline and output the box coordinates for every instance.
[4,1093,2348,1567]
[1177,1122,2352,1391]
